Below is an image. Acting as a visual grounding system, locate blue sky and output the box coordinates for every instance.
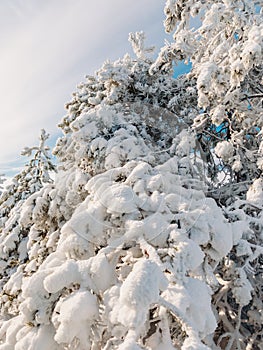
[0,1,172,177]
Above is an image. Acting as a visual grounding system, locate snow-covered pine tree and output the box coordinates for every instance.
[0,130,56,315]
[0,129,55,221]
[0,2,262,350]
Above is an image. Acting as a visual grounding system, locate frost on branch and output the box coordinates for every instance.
[128,31,155,60]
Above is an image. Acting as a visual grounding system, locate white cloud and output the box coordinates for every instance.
[0,0,167,175]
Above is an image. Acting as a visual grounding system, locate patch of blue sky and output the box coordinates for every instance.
[234,32,239,41]
[173,61,192,78]
[255,4,261,13]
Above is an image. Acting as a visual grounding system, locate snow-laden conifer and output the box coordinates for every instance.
[0,2,262,349]
[0,130,56,317]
